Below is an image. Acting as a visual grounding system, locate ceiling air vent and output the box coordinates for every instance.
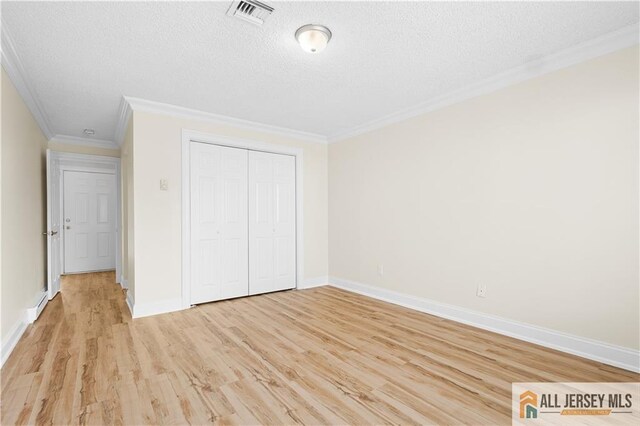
[227,0,274,26]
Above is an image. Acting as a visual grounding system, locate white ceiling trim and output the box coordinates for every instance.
[4,16,637,149]
[49,134,118,150]
[328,23,640,143]
[1,20,54,140]
[114,97,133,146]
[116,96,328,145]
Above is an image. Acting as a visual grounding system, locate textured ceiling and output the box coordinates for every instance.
[2,1,639,143]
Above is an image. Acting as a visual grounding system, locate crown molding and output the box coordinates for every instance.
[114,96,133,146]
[3,16,637,148]
[49,134,118,150]
[118,96,328,145]
[1,20,54,139]
[328,24,640,143]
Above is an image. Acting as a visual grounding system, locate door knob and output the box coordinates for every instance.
[43,231,58,236]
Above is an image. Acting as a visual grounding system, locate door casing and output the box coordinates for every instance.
[181,129,304,309]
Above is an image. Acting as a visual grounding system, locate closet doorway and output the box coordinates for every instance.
[181,131,303,307]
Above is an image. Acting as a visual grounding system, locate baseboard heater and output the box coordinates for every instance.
[26,291,48,323]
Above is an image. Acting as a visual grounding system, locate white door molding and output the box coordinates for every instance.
[47,151,121,297]
[181,129,304,309]
[46,150,62,299]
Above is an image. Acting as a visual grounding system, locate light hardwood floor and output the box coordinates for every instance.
[1,272,638,425]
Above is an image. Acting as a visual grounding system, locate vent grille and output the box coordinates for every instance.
[227,0,274,26]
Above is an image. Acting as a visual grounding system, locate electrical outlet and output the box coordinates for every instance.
[160,179,168,191]
[477,284,487,298]
[378,264,384,276]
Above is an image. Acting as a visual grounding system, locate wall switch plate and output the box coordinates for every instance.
[477,284,487,298]
[378,264,384,276]
[160,179,168,191]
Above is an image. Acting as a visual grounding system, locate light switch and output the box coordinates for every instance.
[160,179,168,191]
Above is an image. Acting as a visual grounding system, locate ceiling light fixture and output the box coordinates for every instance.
[295,24,332,53]
[83,128,95,135]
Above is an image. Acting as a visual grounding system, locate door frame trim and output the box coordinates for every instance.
[48,151,121,299]
[181,129,304,309]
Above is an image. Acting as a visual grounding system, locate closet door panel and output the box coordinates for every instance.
[249,152,273,295]
[190,142,248,304]
[218,147,249,300]
[249,151,296,295]
[191,145,221,302]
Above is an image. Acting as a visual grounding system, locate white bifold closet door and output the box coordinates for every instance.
[248,150,296,295]
[190,143,249,304]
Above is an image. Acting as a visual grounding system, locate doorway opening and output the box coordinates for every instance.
[46,151,121,300]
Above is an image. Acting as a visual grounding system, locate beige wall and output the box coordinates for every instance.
[48,140,120,158]
[131,111,328,306]
[121,119,134,302]
[329,46,639,350]
[1,68,48,345]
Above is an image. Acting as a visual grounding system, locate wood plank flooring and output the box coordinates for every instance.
[1,272,638,425]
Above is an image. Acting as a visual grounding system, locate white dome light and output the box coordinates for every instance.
[295,24,332,53]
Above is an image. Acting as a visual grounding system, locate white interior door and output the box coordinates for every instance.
[190,142,249,304]
[46,150,62,298]
[249,151,296,295]
[63,171,116,273]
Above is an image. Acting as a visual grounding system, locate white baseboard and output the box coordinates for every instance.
[120,276,128,290]
[132,297,183,319]
[1,313,28,367]
[125,290,134,317]
[26,290,48,323]
[329,276,640,373]
[2,288,49,366]
[299,275,329,289]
